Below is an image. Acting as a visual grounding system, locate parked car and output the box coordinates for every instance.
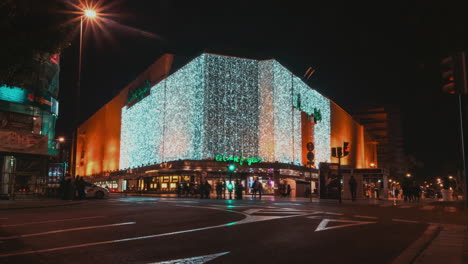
[85,182,109,199]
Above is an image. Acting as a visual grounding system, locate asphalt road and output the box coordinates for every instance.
[1,196,466,264]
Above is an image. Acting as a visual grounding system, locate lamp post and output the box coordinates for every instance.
[71,9,98,178]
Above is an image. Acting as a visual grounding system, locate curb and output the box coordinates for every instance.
[391,224,441,264]
[0,201,85,211]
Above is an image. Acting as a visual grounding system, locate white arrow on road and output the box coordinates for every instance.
[314,219,376,232]
[149,252,229,264]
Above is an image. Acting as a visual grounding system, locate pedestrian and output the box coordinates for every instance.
[222,181,226,199]
[76,177,86,200]
[176,183,182,197]
[60,177,68,200]
[235,180,243,200]
[199,181,206,199]
[394,188,400,199]
[374,182,380,200]
[205,181,211,199]
[286,184,291,197]
[414,183,421,202]
[66,177,75,200]
[251,179,258,198]
[216,181,223,199]
[279,183,286,198]
[257,181,263,199]
[183,183,190,197]
[349,175,357,201]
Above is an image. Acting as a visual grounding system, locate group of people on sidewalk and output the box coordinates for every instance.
[175,179,269,200]
[59,176,87,200]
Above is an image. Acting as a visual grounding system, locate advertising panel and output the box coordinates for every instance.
[0,111,41,133]
[0,129,48,155]
[0,85,59,115]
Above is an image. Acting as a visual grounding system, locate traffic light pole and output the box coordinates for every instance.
[459,94,468,208]
[338,155,342,204]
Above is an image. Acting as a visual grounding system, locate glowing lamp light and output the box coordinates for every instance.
[58,137,65,143]
[227,164,236,172]
[406,173,411,177]
[84,9,97,19]
[449,176,453,179]
[370,163,375,168]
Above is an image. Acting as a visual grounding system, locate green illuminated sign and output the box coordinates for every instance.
[294,93,322,122]
[215,153,263,166]
[127,80,151,105]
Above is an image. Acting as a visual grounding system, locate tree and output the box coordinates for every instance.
[0,0,74,90]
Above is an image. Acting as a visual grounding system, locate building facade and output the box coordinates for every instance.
[0,53,61,199]
[353,106,406,180]
[76,53,380,198]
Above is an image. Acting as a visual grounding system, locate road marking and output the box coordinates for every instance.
[0,222,135,240]
[392,219,420,224]
[254,211,307,214]
[322,212,344,216]
[421,205,435,210]
[444,207,457,213]
[243,209,262,214]
[353,215,378,219]
[0,206,317,258]
[149,252,229,264]
[315,219,376,232]
[0,216,105,227]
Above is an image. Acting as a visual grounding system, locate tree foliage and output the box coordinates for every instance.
[0,0,75,88]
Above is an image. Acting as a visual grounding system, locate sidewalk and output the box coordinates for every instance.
[111,192,467,207]
[0,198,85,210]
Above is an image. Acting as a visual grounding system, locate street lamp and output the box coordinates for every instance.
[84,9,97,19]
[406,173,411,178]
[71,8,99,178]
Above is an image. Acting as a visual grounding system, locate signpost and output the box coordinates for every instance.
[331,142,350,204]
[307,142,315,202]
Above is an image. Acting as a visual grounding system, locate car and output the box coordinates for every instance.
[84,182,109,199]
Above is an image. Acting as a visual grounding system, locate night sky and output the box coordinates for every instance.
[56,0,468,179]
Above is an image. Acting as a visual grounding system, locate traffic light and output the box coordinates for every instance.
[343,142,350,157]
[337,147,343,157]
[306,142,315,167]
[227,182,234,192]
[441,52,468,95]
[331,147,337,158]
[227,163,236,172]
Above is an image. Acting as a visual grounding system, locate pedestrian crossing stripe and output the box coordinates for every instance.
[315,219,376,232]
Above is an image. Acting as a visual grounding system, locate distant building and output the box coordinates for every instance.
[75,53,380,197]
[353,105,406,180]
[0,53,61,199]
